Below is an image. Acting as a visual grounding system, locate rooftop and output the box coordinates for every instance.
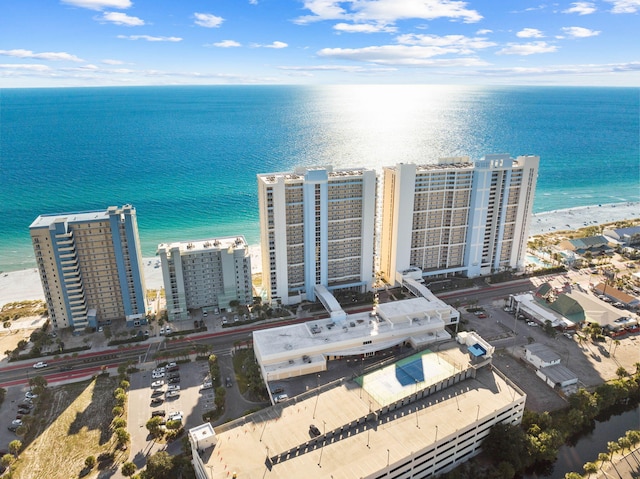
[157,236,248,255]
[525,343,561,363]
[30,209,110,229]
[198,344,524,479]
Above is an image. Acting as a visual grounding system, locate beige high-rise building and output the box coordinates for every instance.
[380,154,539,285]
[258,166,377,306]
[30,205,147,330]
[157,236,252,321]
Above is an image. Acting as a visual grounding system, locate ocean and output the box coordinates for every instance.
[1,85,638,272]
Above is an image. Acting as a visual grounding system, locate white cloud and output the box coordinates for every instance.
[194,12,224,28]
[279,64,396,73]
[210,40,242,48]
[480,61,640,76]
[476,29,492,35]
[102,59,125,65]
[98,11,144,26]
[605,0,640,13]
[561,26,600,37]
[496,41,557,55]
[563,2,597,14]
[117,35,182,42]
[295,0,482,25]
[396,33,496,51]
[0,63,51,71]
[60,0,132,10]
[317,44,488,66]
[0,49,84,62]
[516,28,544,38]
[258,41,288,49]
[333,23,397,33]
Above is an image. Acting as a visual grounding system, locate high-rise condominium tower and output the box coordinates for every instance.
[30,205,147,330]
[380,154,539,285]
[258,167,377,305]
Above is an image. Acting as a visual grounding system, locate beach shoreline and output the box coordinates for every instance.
[1,201,638,308]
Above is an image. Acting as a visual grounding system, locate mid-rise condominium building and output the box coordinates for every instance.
[157,236,253,321]
[258,166,377,306]
[380,154,539,285]
[30,205,147,330]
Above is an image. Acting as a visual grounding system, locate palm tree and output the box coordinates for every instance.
[617,436,634,470]
[583,461,598,478]
[564,473,582,479]
[597,452,609,471]
[612,339,620,357]
[607,441,622,478]
[625,430,640,466]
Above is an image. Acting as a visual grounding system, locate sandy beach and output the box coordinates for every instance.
[1,201,638,308]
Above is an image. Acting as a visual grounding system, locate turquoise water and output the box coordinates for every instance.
[1,85,638,272]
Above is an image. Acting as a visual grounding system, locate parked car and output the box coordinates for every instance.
[167,384,180,392]
[18,403,33,410]
[7,425,18,432]
[17,408,31,415]
[165,390,180,399]
[151,380,165,388]
[32,361,48,369]
[151,397,164,406]
[271,387,284,395]
[11,419,23,427]
[25,391,38,400]
[274,393,288,403]
[151,390,164,398]
[225,377,232,388]
[168,372,180,379]
[168,377,180,384]
[309,424,321,437]
[153,367,166,374]
[168,411,183,422]
[201,382,213,391]
[151,410,166,417]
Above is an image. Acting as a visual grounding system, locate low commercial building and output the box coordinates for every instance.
[253,296,459,384]
[188,339,525,479]
[603,226,640,247]
[524,344,561,369]
[157,236,252,321]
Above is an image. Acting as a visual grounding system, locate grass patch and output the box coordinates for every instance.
[232,349,251,394]
[10,375,122,479]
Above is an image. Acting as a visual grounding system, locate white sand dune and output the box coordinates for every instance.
[1,201,638,308]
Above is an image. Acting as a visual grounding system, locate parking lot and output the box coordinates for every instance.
[127,359,215,467]
[461,295,640,412]
[0,383,34,453]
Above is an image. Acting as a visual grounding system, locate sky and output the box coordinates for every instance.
[1,0,639,87]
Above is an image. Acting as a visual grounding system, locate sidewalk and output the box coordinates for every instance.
[594,445,640,478]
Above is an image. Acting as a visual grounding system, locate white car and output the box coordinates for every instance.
[25,391,38,400]
[153,367,166,374]
[167,384,180,392]
[152,372,165,379]
[151,380,165,388]
[165,390,180,398]
[32,361,48,369]
[201,380,213,390]
[11,419,23,427]
[168,411,183,422]
[274,393,289,403]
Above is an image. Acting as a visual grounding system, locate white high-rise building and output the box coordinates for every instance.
[258,166,377,305]
[30,205,147,330]
[157,236,252,321]
[380,154,539,284]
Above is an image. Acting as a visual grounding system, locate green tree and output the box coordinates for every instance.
[120,379,130,390]
[146,416,165,438]
[482,423,531,473]
[112,405,123,417]
[564,473,583,479]
[121,461,137,477]
[583,461,598,478]
[84,455,96,469]
[29,375,48,393]
[112,417,127,429]
[8,440,21,456]
[597,452,609,470]
[615,366,628,378]
[114,427,130,448]
[0,454,13,469]
[145,451,173,479]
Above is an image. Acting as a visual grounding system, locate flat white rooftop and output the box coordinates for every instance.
[157,236,248,254]
[200,344,524,479]
[30,209,110,228]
